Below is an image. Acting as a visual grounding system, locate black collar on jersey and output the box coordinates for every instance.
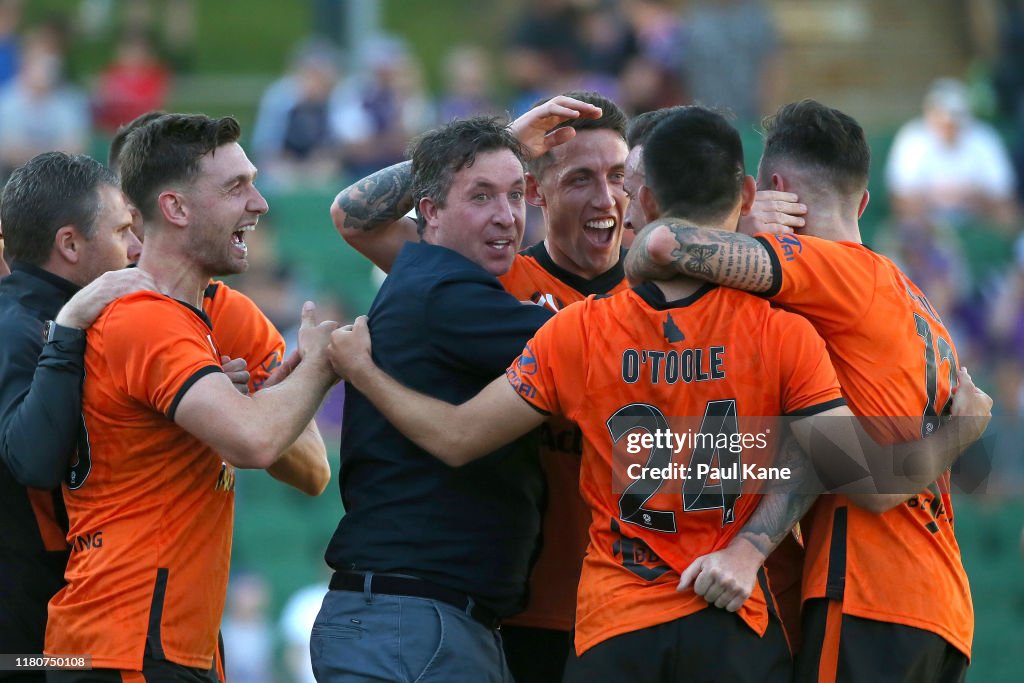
[10,262,81,297]
[633,280,718,310]
[521,241,626,296]
[172,297,213,330]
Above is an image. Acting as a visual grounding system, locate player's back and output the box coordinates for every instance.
[508,281,843,654]
[756,232,972,656]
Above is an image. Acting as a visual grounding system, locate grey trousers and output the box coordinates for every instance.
[310,580,514,683]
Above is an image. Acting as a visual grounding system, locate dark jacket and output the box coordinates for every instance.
[0,262,85,653]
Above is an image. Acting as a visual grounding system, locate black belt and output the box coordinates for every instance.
[329,571,501,629]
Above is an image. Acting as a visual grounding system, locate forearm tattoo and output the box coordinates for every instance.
[645,220,777,293]
[736,440,817,558]
[337,161,414,231]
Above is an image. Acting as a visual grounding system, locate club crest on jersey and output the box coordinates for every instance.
[663,313,684,343]
[774,234,803,261]
[530,292,565,312]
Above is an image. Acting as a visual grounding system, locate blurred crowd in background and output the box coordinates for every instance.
[2,0,1024,680]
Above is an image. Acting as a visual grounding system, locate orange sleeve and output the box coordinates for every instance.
[505,300,589,421]
[763,309,846,416]
[756,233,877,336]
[102,294,222,419]
[206,283,285,391]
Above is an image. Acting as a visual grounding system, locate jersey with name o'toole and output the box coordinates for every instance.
[756,233,972,657]
[505,282,845,655]
[45,292,233,670]
[497,243,630,631]
[203,280,284,392]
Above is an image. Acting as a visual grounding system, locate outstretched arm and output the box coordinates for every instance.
[680,372,993,612]
[625,220,777,292]
[328,316,546,464]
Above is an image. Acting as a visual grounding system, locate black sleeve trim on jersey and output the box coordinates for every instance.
[167,365,223,421]
[511,387,551,417]
[825,507,848,600]
[753,235,783,299]
[785,397,847,417]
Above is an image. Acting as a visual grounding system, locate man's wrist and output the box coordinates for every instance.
[42,320,87,347]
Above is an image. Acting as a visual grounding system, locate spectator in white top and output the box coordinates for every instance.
[886,77,1018,229]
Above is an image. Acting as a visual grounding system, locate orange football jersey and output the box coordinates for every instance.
[203,280,284,392]
[497,243,630,631]
[757,233,972,656]
[506,282,845,655]
[46,292,234,670]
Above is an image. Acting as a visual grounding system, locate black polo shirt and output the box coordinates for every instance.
[0,263,85,655]
[326,241,554,616]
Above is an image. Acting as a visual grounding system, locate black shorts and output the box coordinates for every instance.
[795,598,968,683]
[46,655,220,683]
[501,625,572,683]
[563,607,792,683]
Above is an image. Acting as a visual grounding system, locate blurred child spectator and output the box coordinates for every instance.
[92,31,170,134]
[221,572,276,683]
[252,39,354,190]
[886,77,1018,230]
[279,581,329,683]
[342,34,432,179]
[0,29,89,180]
[436,44,501,122]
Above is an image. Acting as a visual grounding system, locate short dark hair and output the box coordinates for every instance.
[758,100,870,196]
[526,91,627,178]
[119,113,242,223]
[643,107,745,223]
[1,152,119,266]
[410,116,527,236]
[108,110,167,172]
[626,106,689,149]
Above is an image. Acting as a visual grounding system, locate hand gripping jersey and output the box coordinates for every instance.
[203,280,285,392]
[497,243,630,631]
[505,282,845,655]
[756,233,973,657]
[45,292,233,670]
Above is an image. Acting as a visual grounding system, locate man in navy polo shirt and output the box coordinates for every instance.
[312,116,555,682]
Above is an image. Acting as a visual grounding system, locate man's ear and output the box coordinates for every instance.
[53,225,86,265]
[158,191,188,228]
[418,196,439,237]
[739,175,757,215]
[771,173,786,191]
[638,184,660,223]
[858,189,870,219]
[525,172,545,208]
